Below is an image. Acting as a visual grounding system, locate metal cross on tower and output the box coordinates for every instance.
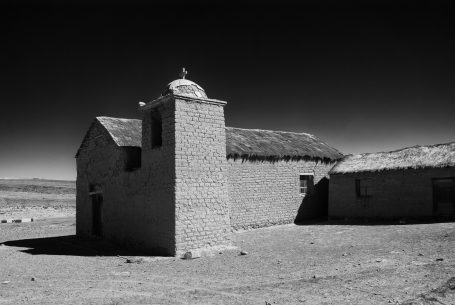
[179,67,188,79]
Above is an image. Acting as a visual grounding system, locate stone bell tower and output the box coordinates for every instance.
[140,68,231,256]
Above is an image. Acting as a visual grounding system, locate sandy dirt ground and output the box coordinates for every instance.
[0,217,454,305]
[0,205,75,220]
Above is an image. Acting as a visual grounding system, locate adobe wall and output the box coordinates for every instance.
[77,96,231,256]
[76,101,177,255]
[174,98,231,255]
[76,122,122,238]
[329,167,455,219]
[138,100,176,254]
[227,158,335,230]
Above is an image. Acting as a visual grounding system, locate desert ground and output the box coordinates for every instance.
[0,179,75,220]
[1,179,454,305]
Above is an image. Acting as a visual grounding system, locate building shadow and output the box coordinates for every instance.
[1,235,170,257]
[294,177,329,223]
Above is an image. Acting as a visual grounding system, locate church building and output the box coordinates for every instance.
[75,70,343,256]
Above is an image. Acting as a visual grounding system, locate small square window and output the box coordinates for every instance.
[124,147,141,171]
[355,179,369,198]
[299,174,314,195]
[150,109,162,148]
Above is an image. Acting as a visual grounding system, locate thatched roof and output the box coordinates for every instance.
[226,127,343,162]
[330,142,455,174]
[75,117,141,157]
[77,117,343,162]
[96,117,142,147]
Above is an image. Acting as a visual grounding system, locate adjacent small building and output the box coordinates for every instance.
[75,72,343,256]
[329,142,455,219]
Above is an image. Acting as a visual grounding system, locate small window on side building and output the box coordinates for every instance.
[150,109,162,148]
[299,174,314,195]
[355,179,369,198]
[124,147,141,171]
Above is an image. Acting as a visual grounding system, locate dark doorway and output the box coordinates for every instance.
[433,178,454,216]
[91,194,103,237]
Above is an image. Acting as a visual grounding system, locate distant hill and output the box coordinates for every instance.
[0,178,75,219]
[0,179,75,195]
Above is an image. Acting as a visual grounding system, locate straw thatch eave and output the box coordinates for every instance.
[76,117,344,162]
[330,141,455,174]
[226,127,343,162]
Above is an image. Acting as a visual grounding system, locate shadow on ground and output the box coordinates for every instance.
[1,235,170,257]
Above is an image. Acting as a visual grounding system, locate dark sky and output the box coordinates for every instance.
[1,1,454,180]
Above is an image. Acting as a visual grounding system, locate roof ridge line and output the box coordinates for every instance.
[96,116,141,121]
[226,126,316,138]
[348,141,455,158]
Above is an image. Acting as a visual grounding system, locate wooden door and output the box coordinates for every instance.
[91,194,103,237]
[433,178,454,216]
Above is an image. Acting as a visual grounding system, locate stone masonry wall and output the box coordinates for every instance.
[76,101,177,255]
[227,158,336,230]
[76,122,120,237]
[329,167,455,219]
[77,96,231,256]
[174,98,231,255]
[138,101,176,254]
[77,97,338,255]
